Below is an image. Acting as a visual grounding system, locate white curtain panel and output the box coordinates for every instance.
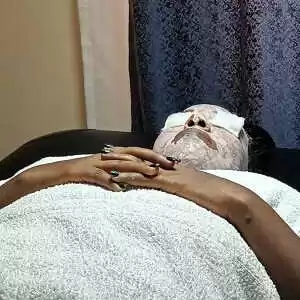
[77,0,131,131]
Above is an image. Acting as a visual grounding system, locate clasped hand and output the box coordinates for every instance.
[56,146,251,220]
[19,146,252,221]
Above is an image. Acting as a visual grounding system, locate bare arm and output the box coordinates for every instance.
[109,156,300,299]
[0,150,173,209]
[229,192,300,299]
[0,162,70,209]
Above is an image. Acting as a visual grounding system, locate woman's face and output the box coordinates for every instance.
[153,104,249,171]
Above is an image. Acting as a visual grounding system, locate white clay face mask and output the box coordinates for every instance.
[155,104,249,171]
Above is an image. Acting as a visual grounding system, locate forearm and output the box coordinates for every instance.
[229,192,300,299]
[0,162,69,209]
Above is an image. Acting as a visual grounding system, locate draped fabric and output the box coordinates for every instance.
[77,0,131,131]
[130,0,300,148]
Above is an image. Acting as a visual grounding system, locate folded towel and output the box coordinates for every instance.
[1,156,299,299]
[210,109,245,137]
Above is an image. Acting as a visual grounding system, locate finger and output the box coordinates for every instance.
[100,152,141,163]
[111,172,159,189]
[86,169,122,192]
[110,147,175,170]
[98,161,159,176]
[103,180,123,192]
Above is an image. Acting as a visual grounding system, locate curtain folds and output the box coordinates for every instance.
[129,0,300,148]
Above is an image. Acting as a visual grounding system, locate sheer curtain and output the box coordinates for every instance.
[77,0,131,131]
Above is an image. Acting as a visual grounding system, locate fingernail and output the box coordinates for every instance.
[104,144,114,148]
[115,186,123,192]
[110,170,119,177]
[119,183,129,191]
[150,163,160,168]
[100,148,112,154]
[166,156,181,163]
[103,147,113,152]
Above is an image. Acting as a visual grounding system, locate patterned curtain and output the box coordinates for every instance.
[129,0,300,148]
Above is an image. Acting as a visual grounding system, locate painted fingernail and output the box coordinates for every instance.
[104,144,114,148]
[119,183,129,191]
[110,170,119,177]
[166,156,181,163]
[150,163,160,168]
[100,148,112,154]
[104,146,113,152]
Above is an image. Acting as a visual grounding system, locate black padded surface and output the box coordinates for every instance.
[0,130,156,180]
[257,148,300,191]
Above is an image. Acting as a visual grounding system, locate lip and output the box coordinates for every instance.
[171,127,218,150]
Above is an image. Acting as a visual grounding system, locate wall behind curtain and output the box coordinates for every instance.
[77,0,131,131]
[0,0,86,159]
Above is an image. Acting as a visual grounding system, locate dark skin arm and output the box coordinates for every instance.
[234,193,300,300]
[0,150,174,209]
[0,175,31,209]
[107,148,300,299]
[1,147,299,298]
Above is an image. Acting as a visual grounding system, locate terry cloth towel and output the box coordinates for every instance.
[1,156,299,299]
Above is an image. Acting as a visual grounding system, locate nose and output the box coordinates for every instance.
[185,114,211,132]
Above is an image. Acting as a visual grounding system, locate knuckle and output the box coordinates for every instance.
[113,146,125,153]
[96,169,108,178]
[128,173,138,181]
[126,147,139,154]
[93,153,103,160]
[126,154,139,161]
[82,168,97,181]
[108,161,118,169]
[90,154,100,161]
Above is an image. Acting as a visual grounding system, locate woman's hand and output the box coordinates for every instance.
[105,146,252,220]
[62,151,172,191]
[0,147,174,209]
[20,149,174,192]
[111,163,252,220]
[109,148,300,299]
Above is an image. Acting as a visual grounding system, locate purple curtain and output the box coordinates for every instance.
[130,0,300,148]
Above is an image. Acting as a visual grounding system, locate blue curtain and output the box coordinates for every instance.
[130,0,300,148]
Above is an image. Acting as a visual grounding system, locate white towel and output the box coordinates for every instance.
[211,110,245,137]
[1,156,299,299]
[162,112,192,131]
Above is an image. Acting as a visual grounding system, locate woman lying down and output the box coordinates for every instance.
[0,105,300,300]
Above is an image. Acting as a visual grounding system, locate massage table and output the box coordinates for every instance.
[1,128,300,299]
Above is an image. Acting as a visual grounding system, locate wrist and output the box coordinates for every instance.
[0,173,32,209]
[59,160,78,183]
[18,161,71,191]
[15,170,35,193]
